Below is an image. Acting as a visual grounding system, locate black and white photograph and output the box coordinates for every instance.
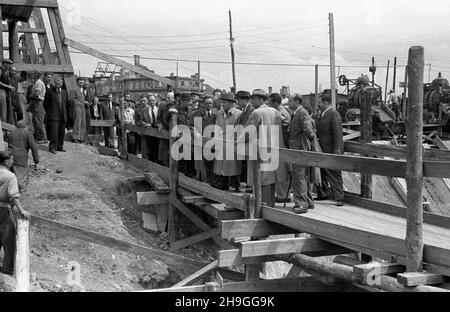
[0,0,449,299]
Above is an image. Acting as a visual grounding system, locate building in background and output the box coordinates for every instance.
[92,55,214,102]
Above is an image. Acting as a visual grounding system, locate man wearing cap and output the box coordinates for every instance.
[0,150,29,275]
[7,120,40,191]
[29,71,48,144]
[241,89,283,207]
[212,89,223,113]
[0,60,15,123]
[316,93,344,207]
[45,77,68,154]
[213,92,242,191]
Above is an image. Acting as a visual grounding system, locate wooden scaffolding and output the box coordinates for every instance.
[0,0,76,93]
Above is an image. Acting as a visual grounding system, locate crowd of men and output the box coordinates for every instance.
[102,88,346,215]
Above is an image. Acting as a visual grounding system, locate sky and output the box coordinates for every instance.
[54,0,450,94]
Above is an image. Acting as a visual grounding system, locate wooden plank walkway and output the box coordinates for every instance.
[263,201,450,276]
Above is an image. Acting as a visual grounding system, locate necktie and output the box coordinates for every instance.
[151,107,156,126]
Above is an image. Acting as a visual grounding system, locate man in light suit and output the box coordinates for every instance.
[100,93,117,148]
[241,89,283,207]
[71,78,88,143]
[316,93,344,207]
[135,95,159,162]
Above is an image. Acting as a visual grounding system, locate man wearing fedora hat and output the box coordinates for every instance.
[213,92,242,191]
[241,89,283,207]
[235,91,254,189]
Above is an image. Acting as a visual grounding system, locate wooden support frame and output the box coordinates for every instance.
[144,171,169,194]
[0,0,59,7]
[218,249,274,268]
[397,272,445,286]
[171,260,218,288]
[136,191,168,206]
[353,262,405,285]
[171,228,220,251]
[220,219,295,240]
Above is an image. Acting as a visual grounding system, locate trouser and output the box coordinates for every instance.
[261,184,276,208]
[158,139,170,166]
[127,132,137,155]
[13,165,29,191]
[141,135,159,162]
[321,168,344,201]
[48,119,66,151]
[84,109,91,143]
[0,206,16,274]
[215,175,240,191]
[240,161,248,184]
[200,159,215,184]
[0,89,7,122]
[73,104,86,141]
[103,127,114,148]
[291,164,314,208]
[31,101,47,141]
[275,161,290,199]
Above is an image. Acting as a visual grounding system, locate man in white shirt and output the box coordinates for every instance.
[29,71,48,144]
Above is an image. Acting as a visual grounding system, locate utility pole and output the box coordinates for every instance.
[315,64,319,113]
[198,60,201,92]
[393,57,397,92]
[370,57,376,85]
[428,64,432,83]
[176,59,179,91]
[385,59,390,101]
[329,13,336,109]
[229,10,237,93]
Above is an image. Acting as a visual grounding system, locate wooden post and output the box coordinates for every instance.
[197,60,201,92]
[245,157,262,281]
[384,59,390,102]
[8,19,21,63]
[229,10,237,92]
[402,66,408,121]
[371,57,375,85]
[360,89,373,199]
[393,57,397,92]
[314,64,319,113]
[0,120,4,151]
[0,7,3,63]
[405,46,424,272]
[14,219,30,292]
[329,13,336,109]
[119,97,128,159]
[168,113,179,245]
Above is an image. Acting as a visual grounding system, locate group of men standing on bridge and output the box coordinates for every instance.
[112,88,345,214]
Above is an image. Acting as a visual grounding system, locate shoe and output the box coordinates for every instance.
[314,196,331,201]
[0,266,13,275]
[57,149,66,152]
[308,206,315,210]
[293,206,308,214]
[234,187,241,193]
[275,197,291,203]
[49,150,57,154]
[336,201,345,207]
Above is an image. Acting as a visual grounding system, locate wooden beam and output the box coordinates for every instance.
[171,260,218,288]
[30,215,206,269]
[353,262,405,285]
[221,219,295,240]
[218,249,273,267]
[240,237,351,258]
[144,171,169,194]
[262,206,450,269]
[32,8,53,65]
[406,46,424,272]
[147,277,332,292]
[125,124,169,140]
[15,63,74,73]
[344,192,450,229]
[278,148,407,178]
[280,253,449,292]
[0,6,3,63]
[127,154,249,210]
[168,194,223,246]
[0,0,59,7]
[397,272,445,286]
[343,131,361,142]
[217,268,245,282]
[64,38,175,87]
[14,219,30,292]
[1,25,46,34]
[136,192,168,206]
[89,120,115,127]
[171,228,220,251]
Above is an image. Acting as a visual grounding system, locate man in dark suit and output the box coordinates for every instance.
[235,91,254,188]
[44,77,68,153]
[100,93,116,148]
[288,96,315,214]
[135,95,159,161]
[316,93,344,207]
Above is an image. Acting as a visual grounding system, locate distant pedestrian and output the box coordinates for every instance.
[28,71,48,144]
[71,77,88,143]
